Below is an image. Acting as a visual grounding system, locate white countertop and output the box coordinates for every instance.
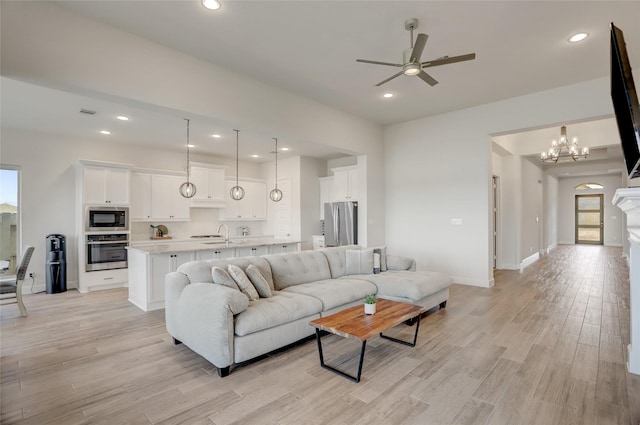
[128,237,299,254]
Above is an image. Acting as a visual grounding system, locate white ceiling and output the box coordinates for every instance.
[2,1,640,164]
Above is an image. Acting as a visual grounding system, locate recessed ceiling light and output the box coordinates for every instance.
[116,115,129,121]
[202,0,221,10]
[383,93,394,98]
[251,154,260,158]
[187,144,195,148]
[211,134,222,138]
[568,33,588,43]
[281,147,289,151]
[99,130,111,135]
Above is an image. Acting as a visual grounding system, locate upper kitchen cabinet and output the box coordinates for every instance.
[319,176,333,219]
[190,164,226,208]
[130,171,190,221]
[219,179,267,221]
[80,162,131,205]
[331,166,359,202]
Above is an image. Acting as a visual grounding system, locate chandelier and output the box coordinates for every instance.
[540,125,589,163]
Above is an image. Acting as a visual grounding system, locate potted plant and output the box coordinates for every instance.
[364,294,377,315]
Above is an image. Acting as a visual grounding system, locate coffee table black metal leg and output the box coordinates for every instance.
[379,313,422,347]
[315,329,367,383]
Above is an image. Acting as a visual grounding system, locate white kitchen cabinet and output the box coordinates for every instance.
[130,173,190,221]
[195,248,235,260]
[130,173,152,220]
[236,246,269,257]
[151,175,190,221]
[319,177,333,219]
[83,166,130,205]
[220,179,267,221]
[268,243,299,254]
[129,250,194,311]
[190,166,226,207]
[331,166,358,201]
[251,182,267,219]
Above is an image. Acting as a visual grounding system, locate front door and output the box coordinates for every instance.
[575,194,604,245]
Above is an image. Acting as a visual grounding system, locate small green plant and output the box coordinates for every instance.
[364,294,377,304]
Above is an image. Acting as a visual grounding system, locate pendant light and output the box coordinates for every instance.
[230,129,245,200]
[179,118,197,198]
[270,137,283,202]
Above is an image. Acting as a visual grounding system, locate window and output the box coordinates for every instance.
[575,182,604,190]
[0,167,19,276]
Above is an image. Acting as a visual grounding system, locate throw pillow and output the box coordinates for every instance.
[246,264,273,298]
[372,245,388,272]
[227,264,259,301]
[345,248,374,275]
[211,266,241,291]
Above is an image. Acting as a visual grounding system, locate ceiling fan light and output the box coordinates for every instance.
[403,63,421,76]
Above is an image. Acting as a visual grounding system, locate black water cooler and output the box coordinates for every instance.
[46,234,67,294]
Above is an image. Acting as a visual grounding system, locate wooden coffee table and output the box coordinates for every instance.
[309,298,425,382]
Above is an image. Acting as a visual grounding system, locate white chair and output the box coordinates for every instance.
[0,246,34,317]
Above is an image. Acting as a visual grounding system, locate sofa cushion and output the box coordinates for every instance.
[282,278,377,311]
[246,264,273,298]
[372,246,387,272]
[211,266,240,291]
[228,265,259,301]
[234,291,323,336]
[263,251,332,290]
[178,257,274,290]
[318,245,361,278]
[344,270,451,303]
[345,248,374,275]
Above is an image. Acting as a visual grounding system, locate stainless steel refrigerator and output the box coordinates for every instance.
[324,201,357,246]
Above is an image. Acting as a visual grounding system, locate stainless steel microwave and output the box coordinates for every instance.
[85,206,129,232]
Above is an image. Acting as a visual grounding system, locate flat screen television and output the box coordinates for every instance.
[610,23,640,180]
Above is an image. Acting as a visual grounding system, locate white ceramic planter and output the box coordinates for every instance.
[364,303,376,315]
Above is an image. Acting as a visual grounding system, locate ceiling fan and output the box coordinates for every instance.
[356,18,476,87]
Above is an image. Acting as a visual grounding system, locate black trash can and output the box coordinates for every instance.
[46,234,67,294]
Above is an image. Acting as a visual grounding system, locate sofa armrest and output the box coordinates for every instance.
[165,273,249,369]
[386,255,416,271]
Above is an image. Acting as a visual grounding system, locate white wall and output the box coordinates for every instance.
[520,160,544,262]
[386,76,622,287]
[300,157,326,249]
[557,174,625,246]
[544,174,559,251]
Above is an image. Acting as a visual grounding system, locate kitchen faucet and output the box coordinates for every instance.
[217,224,230,245]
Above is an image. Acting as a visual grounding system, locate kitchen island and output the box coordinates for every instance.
[127,237,299,311]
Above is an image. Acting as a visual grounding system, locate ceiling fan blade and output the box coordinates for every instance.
[422,53,476,68]
[417,70,439,86]
[375,71,404,87]
[410,33,428,63]
[356,59,403,67]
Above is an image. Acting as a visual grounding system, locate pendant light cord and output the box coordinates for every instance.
[185,118,191,182]
[273,137,278,189]
[234,129,240,186]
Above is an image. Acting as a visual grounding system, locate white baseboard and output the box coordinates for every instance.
[520,252,540,271]
[558,241,575,245]
[499,263,519,270]
[451,275,494,288]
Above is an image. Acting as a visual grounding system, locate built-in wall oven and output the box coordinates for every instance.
[86,233,128,272]
[85,206,129,232]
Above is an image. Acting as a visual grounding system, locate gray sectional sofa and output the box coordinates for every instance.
[164,245,451,377]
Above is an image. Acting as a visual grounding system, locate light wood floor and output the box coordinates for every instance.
[2,245,639,424]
